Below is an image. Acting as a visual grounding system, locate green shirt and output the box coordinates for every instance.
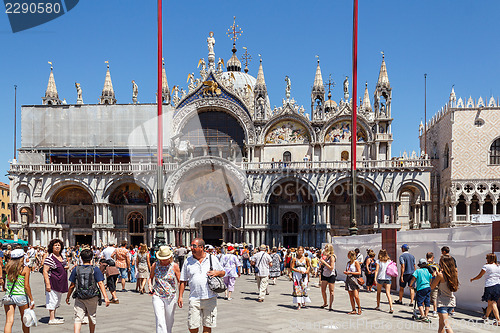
[6,275,25,296]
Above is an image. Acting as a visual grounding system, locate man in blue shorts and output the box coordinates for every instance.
[394,244,416,306]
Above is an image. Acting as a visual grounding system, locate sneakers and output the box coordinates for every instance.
[48,318,64,325]
[419,316,431,323]
[110,298,120,304]
[409,303,414,307]
[227,297,233,301]
[430,311,438,318]
[394,300,403,305]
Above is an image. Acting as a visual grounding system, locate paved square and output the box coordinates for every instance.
[4,273,494,332]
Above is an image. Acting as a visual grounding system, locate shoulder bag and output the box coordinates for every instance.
[253,253,265,274]
[1,277,18,305]
[207,255,227,294]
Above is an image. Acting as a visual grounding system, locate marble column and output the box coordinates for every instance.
[466,201,471,222]
[494,200,498,215]
[479,202,484,215]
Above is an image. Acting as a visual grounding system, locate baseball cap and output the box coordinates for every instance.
[401,244,409,250]
[419,258,427,265]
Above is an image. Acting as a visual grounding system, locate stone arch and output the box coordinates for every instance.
[396,180,429,202]
[16,185,31,204]
[325,177,380,231]
[260,114,316,144]
[320,115,373,143]
[50,185,94,228]
[323,176,385,202]
[44,180,95,203]
[52,186,93,205]
[172,98,256,145]
[165,156,251,204]
[105,179,153,205]
[264,176,319,204]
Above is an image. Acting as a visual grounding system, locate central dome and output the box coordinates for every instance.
[221,71,256,92]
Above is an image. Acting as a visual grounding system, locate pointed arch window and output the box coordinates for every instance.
[490,138,500,165]
[443,144,450,169]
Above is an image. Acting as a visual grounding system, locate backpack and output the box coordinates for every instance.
[386,260,399,277]
[73,265,100,300]
[242,251,249,259]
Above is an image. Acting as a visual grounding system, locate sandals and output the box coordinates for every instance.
[348,310,357,315]
[320,304,328,308]
[389,309,394,314]
[374,307,380,311]
[357,307,362,315]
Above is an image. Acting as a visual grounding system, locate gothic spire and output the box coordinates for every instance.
[256,58,266,88]
[100,61,116,105]
[313,58,324,90]
[42,62,61,105]
[162,59,170,104]
[377,52,390,88]
[362,82,371,110]
[254,58,269,120]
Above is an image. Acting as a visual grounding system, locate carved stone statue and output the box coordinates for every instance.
[172,85,180,106]
[343,76,349,100]
[75,82,83,104]
[257,97,265,119]
[380,103,386,116]
[207,31,215,55]
[285,75,291,100]
[217,58,224,72]
[132,80,138,104]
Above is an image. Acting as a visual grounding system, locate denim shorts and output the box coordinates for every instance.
[437,306,454,314]
[118,267,128,280]
[377,279,391,285]
[415,287,431,307]
[2,294,29,306]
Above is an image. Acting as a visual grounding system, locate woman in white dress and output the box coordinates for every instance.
[291,246,311,309]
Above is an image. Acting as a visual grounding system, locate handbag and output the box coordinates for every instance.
[207,255,227,294]
[357,277,365,285]
[1,278,18,305]
[386,260,399,277]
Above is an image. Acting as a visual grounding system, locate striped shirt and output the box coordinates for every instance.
[6,275,26,296]
[44,254,67,273]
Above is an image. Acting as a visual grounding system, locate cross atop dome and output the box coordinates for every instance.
[226,16,243,72]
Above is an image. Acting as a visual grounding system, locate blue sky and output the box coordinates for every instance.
[1,0,500,182]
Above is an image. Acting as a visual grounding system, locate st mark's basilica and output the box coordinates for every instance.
[8,26,434,248]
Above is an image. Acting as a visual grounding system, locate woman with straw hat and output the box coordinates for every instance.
[149,246,180,333]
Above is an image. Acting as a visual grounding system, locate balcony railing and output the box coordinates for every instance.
[9,163,178,174]
[9,159,431,175]
[242,159,431,171]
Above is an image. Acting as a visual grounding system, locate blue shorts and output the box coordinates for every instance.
[400,274,415,288]
[437,306,454,314]
[2,294,29,306]
[377,279,391,285]
[118,267,128,280]
[415,287,431,307]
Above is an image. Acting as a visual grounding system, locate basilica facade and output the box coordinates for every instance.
[8,32,432,248]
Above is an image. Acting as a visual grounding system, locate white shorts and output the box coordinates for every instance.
[188,297,217,329]
[45,290,63,310]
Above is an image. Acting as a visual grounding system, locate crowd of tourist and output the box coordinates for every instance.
[0,239,499,332]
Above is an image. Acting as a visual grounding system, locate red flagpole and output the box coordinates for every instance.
[350,0,358,235]
[156,0,165,246]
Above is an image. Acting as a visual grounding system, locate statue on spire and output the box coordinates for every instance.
[343,76,349,100]
[75,82,83,104]
[285,76,291,100]
[207,31,216,69]
[132,80,138,104]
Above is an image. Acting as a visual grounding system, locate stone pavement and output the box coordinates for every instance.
[4,272,496,332]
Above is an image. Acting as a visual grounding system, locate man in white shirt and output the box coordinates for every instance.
[100,244,116,261]
[178,238,225,333]
[251,244,272,302]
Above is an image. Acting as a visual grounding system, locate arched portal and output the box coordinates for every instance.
[109,183,151,245]
[398,184,424,229]
[327,181,378,235]
[52,186,94,246]
[268,179,316,247]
